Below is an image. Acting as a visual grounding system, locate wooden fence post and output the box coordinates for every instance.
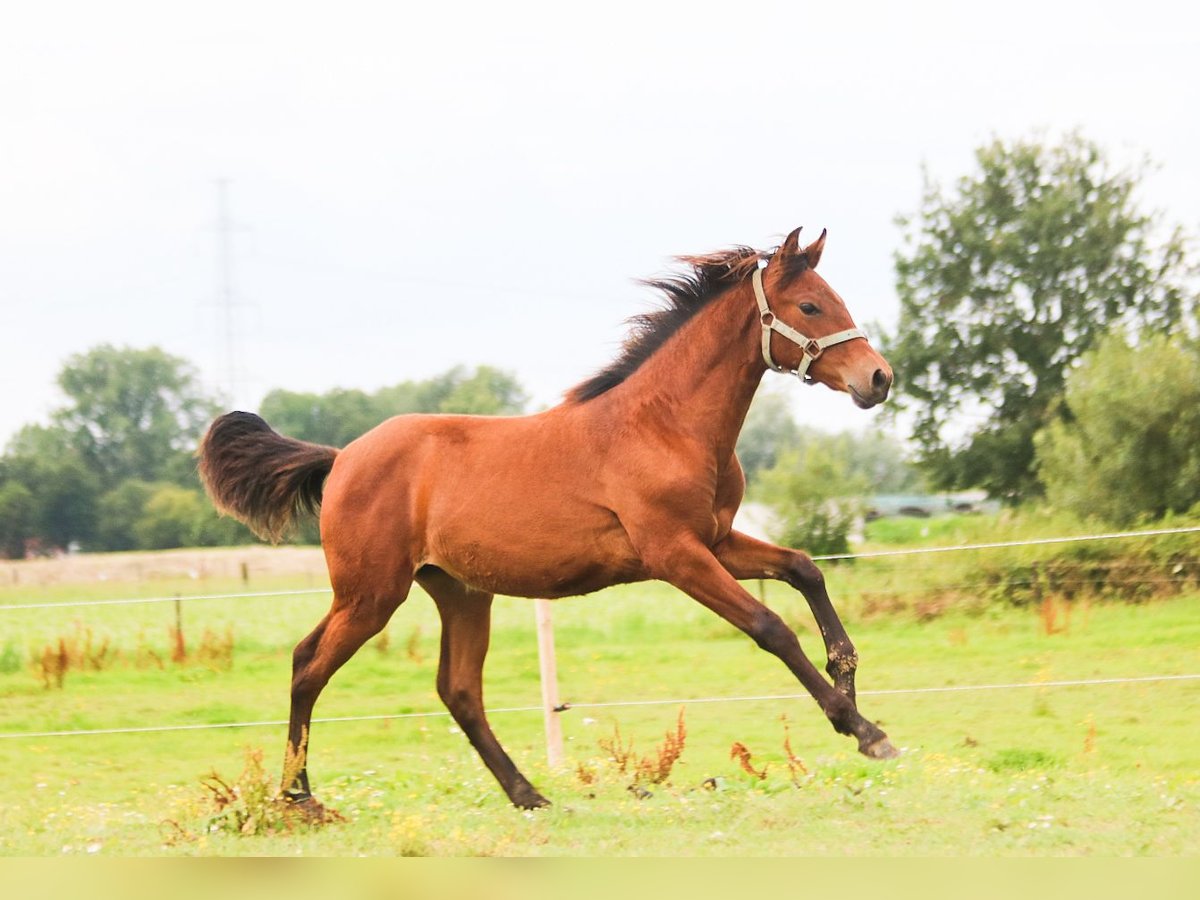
[534,598,565,769]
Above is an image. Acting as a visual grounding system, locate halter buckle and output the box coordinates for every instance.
[803,339,822,359]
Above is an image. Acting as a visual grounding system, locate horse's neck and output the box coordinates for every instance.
[614,282,765,463]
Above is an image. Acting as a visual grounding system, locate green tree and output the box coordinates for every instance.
[752,443,868,556]
[436,366,528,415]
[95,480,163,551]
[1035,332,1200,525]
[885,133,1195,502]
[736,390,802,484]
[736,388,922,492]
[258,387,381,448]
[53,345,219,485]
[0,480,35,558]
[1,427,101,552]
[260,365,529,445]
[133,485,209,550]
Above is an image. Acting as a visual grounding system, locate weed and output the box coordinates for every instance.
[1083,715,1097,754]
[193,626,234,670]
[35,625,113,688]
[636,707,686,785]
[730,741,768,780]
[780,716,809,786]
[574,762,597,785]
[598,708,688,787]
[169,623,186,664]
[373,628,391,655]
[598,721,635,775]
[196,745,307,837]
[1039,594,1070,635]
[405,625,424,664]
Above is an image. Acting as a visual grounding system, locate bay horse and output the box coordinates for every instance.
[198,226,897,815]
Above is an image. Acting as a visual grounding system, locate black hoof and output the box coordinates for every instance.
[515,795,551,810]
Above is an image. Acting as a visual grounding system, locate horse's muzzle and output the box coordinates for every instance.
[850,367,892,408]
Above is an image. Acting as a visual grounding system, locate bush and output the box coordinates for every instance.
[753,443,867,555]
[1035,332,1200,525]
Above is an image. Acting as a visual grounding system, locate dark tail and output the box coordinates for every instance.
[198,411,339,543]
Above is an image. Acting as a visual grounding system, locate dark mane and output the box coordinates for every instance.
[567,245,770,403]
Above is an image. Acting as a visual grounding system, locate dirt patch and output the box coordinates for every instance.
[3,545,328,589]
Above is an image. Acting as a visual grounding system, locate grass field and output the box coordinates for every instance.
[1,533,1198,856]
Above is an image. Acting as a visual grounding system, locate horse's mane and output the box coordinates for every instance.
[566,245,771,403]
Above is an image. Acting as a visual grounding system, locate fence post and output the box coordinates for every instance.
[534,598,565,769]
[171,594,186,663]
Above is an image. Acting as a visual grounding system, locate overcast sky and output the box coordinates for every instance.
[2,0,1198,447]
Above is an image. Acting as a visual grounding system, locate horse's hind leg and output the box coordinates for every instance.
[417,567,550,810]
[283,586,409,815]
[636,529,897,760]
[715,530,860,702]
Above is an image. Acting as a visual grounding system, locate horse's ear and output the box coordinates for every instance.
[779,226,804,259]
[803,228,828,269]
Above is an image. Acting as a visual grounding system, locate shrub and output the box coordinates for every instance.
[753,444,867,555]
[1035,332,1200,525]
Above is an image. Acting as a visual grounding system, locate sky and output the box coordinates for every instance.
[2,0,1198,447]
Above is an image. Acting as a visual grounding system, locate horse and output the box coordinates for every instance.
[198,226,897,816]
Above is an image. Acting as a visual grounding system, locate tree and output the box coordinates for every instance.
[95,480,163,551]
[752,443,868,556]
[0,427,102,553]
[736,387,922,492]
[436,366,528,415]
[53,345,220,485]
[0,480,35,558]
[1035,332,1200,525]
[736,389,802,483]
[259,365,529,445]
[257,387,382,448]
[885,133,1196,502]
[132,485,210,550]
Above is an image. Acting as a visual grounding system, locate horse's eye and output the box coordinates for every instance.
[799,303,820,316]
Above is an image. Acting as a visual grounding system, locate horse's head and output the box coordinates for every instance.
[756,227,892,409]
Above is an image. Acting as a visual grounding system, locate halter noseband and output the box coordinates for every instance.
[751,266,867,381]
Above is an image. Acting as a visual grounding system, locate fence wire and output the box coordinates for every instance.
[3,525,1197,612]
[1,673,1196,741]
[1,524,1197,742]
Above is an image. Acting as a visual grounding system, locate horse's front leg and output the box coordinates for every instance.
[636,531,896,759]
[714,529,860,703]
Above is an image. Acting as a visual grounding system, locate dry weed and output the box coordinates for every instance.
[598,707,688,787]
[729,741,768,780]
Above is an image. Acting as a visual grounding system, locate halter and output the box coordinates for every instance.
[752,267,868,381]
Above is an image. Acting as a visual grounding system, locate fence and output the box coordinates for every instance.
[1,524,1198,759]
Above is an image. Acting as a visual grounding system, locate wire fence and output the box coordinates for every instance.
[2,524,1197,613]
[1,523,1197,743]
[2,673,1197,741]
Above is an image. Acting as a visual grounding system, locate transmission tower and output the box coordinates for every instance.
[212,179,248,408]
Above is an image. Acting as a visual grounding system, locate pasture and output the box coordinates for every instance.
[1,533,1197,856]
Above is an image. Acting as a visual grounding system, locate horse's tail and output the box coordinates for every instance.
[198,411,339,543]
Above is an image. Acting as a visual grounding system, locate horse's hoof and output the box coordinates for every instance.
[512,789,551,810]
[861,738,901,760]
[281,794,345,825]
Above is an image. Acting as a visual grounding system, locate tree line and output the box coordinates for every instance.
[0,357,528,557]
[2,132,1197,559]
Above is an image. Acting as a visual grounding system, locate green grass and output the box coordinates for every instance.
[1,540,1198,856]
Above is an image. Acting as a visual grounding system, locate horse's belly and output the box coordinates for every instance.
[426,507,645,599]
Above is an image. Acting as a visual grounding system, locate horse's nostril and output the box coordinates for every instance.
[872,369,890,391]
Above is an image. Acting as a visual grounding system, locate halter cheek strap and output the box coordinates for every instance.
[752,267,867,380]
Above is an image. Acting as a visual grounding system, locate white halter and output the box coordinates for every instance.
[751,267,868,380]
